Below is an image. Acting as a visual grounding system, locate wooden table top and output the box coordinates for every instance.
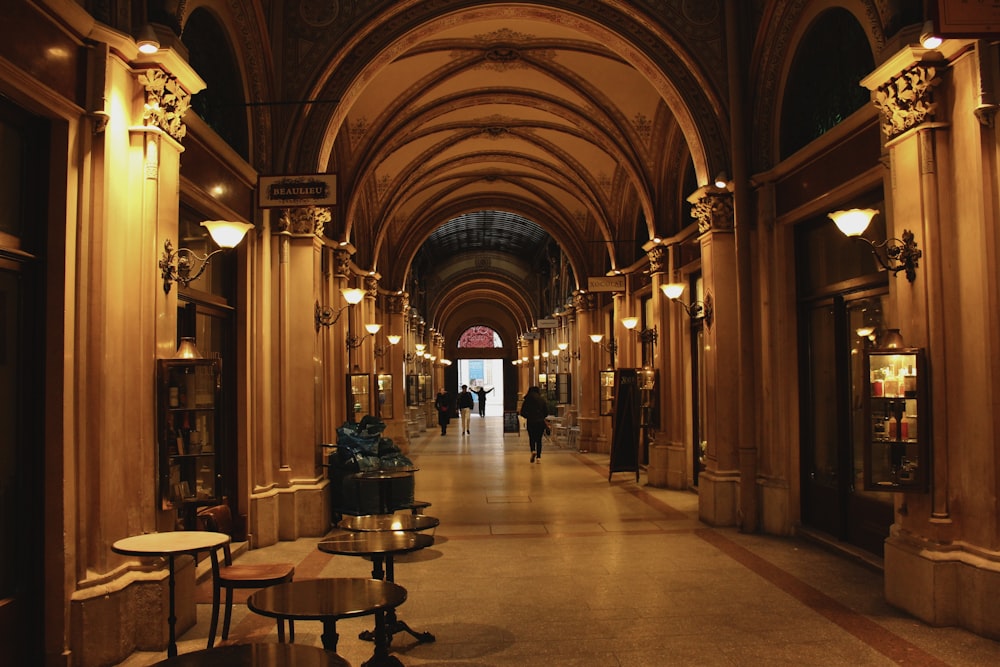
[111,530,229,557]
[247,578,406,622]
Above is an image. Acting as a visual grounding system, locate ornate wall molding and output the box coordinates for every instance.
[872,64,944,140]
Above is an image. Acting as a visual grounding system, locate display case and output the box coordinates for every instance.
[157,357,222,521]
[376,373,393,419]
[638,368,659,428]
[599,369,615,416]
[406,374,419,406]
[555,373,572,404]
[863,347,928,491]
[347,372,371,420]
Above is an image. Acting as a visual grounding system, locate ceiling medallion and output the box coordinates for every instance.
[485,47,520,63]
[482,126,509,139]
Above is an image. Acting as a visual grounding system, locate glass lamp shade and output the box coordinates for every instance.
[621,316,639,330]
[661,283,685,300]
[881,328,905,349]
[136,23,160,54]
[590,334,604,344]
[201,220,253,248]
[340,288,365,304]
[387,334,402,345]
[415,343,426,352]
[558,342,568,351]
[174,337,203,359]
[920,21,942,49]
[828,208,877,237]
[364,323,382,335]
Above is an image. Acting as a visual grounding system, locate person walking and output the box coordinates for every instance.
[457,385,474,435]
[474,386,494,417]
[435,388,451,435]
[519,386,548,463]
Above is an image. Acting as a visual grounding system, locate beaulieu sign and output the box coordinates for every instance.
[258,174,337,208]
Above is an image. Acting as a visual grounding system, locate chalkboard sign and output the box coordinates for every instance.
[609,368,640,481]
[503,410,520,435]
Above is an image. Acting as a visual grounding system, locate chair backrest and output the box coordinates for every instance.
[196,504,234,564]
[197,504,233,533]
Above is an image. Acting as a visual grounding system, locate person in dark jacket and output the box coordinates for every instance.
[474,386,494,417]
[435,388,451,435]
[519,386,549,462]
[457,385,474,435]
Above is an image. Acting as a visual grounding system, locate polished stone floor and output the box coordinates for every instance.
[119,416,1000,666]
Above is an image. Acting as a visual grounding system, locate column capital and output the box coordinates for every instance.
[872,63,944,140]
[277,205,331,236]
[387,292,409,314]
[573,290,596,312]
[137,69,192,142]
[647,244,668,274]
[332,247,353,277]
[690,191,734,234]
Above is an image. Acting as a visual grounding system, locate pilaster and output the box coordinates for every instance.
[690,187,740,525]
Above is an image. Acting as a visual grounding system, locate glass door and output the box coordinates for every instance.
[800,292,894,555]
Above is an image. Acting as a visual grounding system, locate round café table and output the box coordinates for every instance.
[112,530,229,658]
[352,467,419,515]
[247,578,406,667]
[150,642,351,666]
[337,513,439,534]
[318,531,435,645]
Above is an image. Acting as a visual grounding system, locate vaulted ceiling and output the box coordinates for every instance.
[259,3,730,346]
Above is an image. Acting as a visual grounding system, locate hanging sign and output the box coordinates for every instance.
[258,174,337,208]
[536,318,559,328]
[588,276,626,292]
[937,0,1000,33]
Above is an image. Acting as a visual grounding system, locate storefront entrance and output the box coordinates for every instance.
[797,211,893,557]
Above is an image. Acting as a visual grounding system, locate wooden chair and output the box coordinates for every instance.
[196,504,296,647]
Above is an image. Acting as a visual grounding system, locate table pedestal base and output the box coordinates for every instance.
[359,612,436,645]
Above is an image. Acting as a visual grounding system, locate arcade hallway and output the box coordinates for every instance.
[118,418,1000,666]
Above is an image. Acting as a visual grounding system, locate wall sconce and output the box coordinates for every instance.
[160,221,253,294]
[714,171,729,188]
[347,322,381,350]
[373,333,401,359]
[828,208,922,282]
[661,283,714,327]
[136,23,160,54]
[590,333,617,369]
[315,287,364,331]
[557,342,580,361]
[639,327,658,346]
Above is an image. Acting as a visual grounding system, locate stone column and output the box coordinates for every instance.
[645,243,673,487]
[382,291,409,450]
[863,41,1000,636]
[689,187,739,526]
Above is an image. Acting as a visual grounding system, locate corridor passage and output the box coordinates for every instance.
[120,418,1000,666]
